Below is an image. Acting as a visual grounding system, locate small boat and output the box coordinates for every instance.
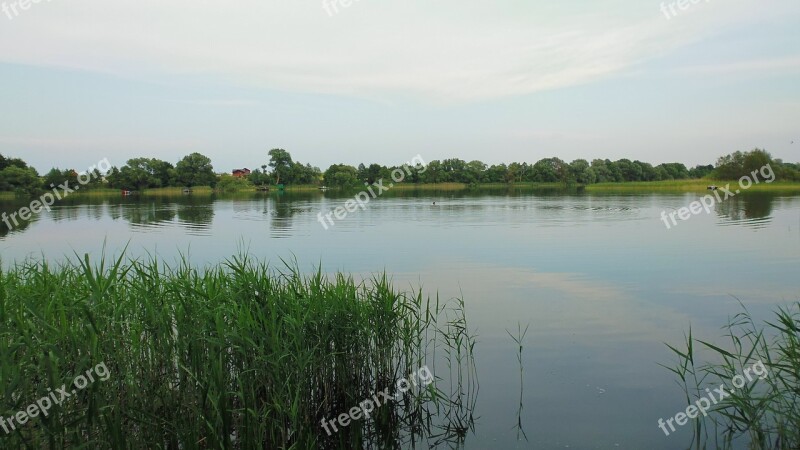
[182,188,193,194]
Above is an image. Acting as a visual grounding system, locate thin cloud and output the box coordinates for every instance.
[0,0,782,103]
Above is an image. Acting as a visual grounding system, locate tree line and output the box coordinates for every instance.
[1,148,798,195]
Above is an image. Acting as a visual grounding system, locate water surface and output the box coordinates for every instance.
[2,189,798,449]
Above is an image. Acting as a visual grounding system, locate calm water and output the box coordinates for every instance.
[2,189,799,449]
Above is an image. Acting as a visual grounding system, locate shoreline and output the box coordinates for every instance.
[2,180,800,199]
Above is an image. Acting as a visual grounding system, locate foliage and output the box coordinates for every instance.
[0,166,40,195]
[216,173,253,191]
[713,148,800,182]
[267,149,293,185]
[665,302,800,449]
[324,164,360,187]
[0,254,477,449]
[175,153,217,188]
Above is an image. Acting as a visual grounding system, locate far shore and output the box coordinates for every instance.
[2,180,800,199]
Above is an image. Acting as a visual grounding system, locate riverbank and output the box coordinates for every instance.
[3,180,800,199]
[585,179,800,192]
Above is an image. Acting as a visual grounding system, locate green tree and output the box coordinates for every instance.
[247,169,270,187]
[0,166,40,195]
[148,159,176,187]
[532,158,568,183]
[688,164,714,179]
[569,159,596,184]
[323,164,359,188]
[656,163,689,180]
[714,151,746,179]
[0,154,28,171]
[268,149,293,185]
[122,158,160,190]
[175,153,217,188]
[217,174,253,192]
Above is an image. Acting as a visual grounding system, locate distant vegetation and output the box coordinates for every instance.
[1,148,798,196]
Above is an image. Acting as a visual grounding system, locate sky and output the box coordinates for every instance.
[0,0,798,174]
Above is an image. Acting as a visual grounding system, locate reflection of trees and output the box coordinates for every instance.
[0,204,37,239]
[176,200,214,231]
[119,199,178,226]
[270,192,315,235]
[715,193,775,223]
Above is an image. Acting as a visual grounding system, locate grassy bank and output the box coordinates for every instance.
[586,179,800,192]
[666,303,800,449]
[0,254,476,449]
[140,186,215,195]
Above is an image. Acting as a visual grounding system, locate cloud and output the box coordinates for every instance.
[675,56,800,76]
[0,0,792,102]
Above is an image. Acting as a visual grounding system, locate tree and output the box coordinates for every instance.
[290,162,321,185]
[615,159,643,182]
[714,151,746,179]
[656,163,689,180]
[175,153,217,188]
[531,158,568,183]
[465,160,487,184]
[0,166,40,195]
[217,174,253,192]
[0,154,28,171]
[637,161,657,181]
[247,169,270,186]
[122,158,159,190]
[569,159,596,184]
[485,164,508,183]
[268,149,293,185]
[43,168,66,188]
[688,164,714,179]
[323,164,359,187]
[743,149,772,177]
[149,159,176,187]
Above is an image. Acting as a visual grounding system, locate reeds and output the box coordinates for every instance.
[0,253,476,449]
[664,300,800,449]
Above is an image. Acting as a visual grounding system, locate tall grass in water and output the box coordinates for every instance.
[0,253,477,449]
[665,301,800,449]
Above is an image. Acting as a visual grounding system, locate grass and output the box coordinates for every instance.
[586,179,800,192]
[0,252,477,449]
[141,186,215,195]
[665,301,800,449]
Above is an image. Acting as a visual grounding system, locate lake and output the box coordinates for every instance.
[1,188,798,449]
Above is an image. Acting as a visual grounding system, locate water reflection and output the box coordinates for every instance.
[0,190,794,241]
[715,192,775,229]
[0,205,37,240]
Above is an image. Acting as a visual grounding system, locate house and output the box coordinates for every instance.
[232,168,251,178]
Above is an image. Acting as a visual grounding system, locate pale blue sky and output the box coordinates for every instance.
[0,0,798,173]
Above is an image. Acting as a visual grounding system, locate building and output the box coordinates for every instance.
[232,168,251,178]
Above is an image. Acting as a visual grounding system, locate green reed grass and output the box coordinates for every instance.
[665,300,800,449]
[0,253,476,449]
